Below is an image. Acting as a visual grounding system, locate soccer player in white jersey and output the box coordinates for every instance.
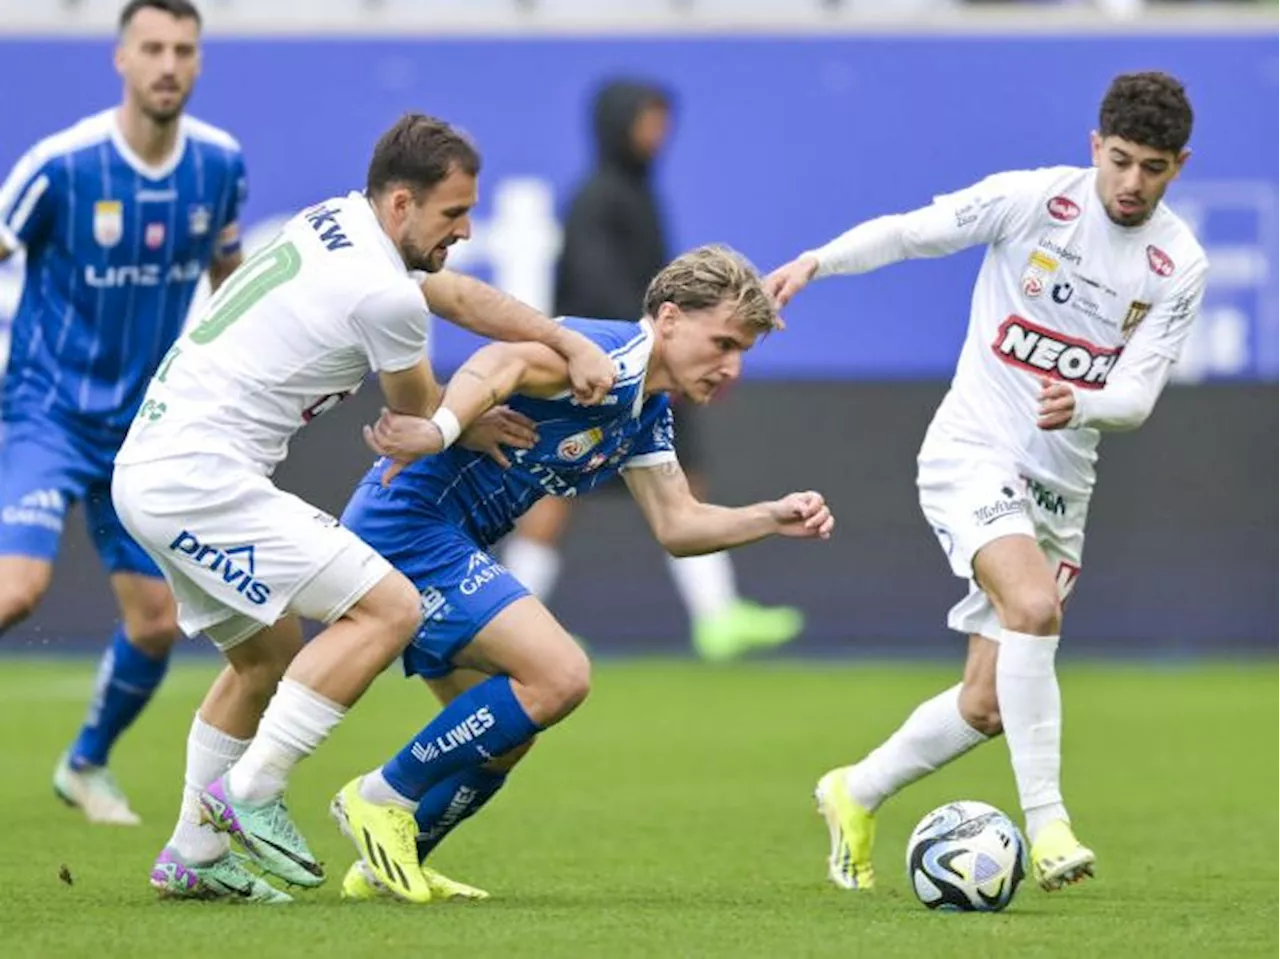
[0,0,245,825]
[766,72,1206,892]
[112,114,616,902]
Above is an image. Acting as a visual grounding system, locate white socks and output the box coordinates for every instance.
[501,537,562,601]
[358,767,416,811]
[996,629,1068,842]
[842,632,1069,843]
[226,678,347,805]
[170,714,250,863]
[665,552,737,621]
[844,683,989,811]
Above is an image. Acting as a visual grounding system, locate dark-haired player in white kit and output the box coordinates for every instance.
[767,71,1207,893]
[114,113,615,901]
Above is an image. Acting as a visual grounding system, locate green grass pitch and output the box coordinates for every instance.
[1,657,1275,958]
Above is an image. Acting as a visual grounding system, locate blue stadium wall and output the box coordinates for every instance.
[0,34,1274,655]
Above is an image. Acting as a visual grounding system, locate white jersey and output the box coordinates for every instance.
[117,191,429,474]
[896,167,1206,497]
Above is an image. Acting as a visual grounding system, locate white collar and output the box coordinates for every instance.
[630,319,656,418]
[350,191,412,274]
[110,109,187,181]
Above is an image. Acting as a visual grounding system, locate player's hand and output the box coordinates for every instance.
[459,406,539,470]
[764,255,819,311]
[769,490,834,540]
[562,330,616,406]
[1036,377,1077,431]
[363,407,445,485]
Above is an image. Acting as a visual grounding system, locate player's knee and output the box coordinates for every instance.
[999,589,1061,636]
[361,574,424,650]
[127,625,181,659]
[958,683,1002,736]
[0,581,45,628]
[543,646,592,721]
[240,660,284,701]
[386,578,426,641]
[125,611,182,656]
[232,649,293,707]
[0,563,52,629]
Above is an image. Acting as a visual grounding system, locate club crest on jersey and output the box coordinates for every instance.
[992,315,1120,389]
[188,204,211,236]
[556,427,604,462]
[93,200,123,247]
[145,222,166,249]
[1146,245,1175,277]
[1122,300,1152,340]
[1047,195,1081,222]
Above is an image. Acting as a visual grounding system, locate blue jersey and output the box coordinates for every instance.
[353,317,678,549]
[0,108,246,442]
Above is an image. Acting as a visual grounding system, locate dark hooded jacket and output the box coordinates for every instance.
[553,81,669,319]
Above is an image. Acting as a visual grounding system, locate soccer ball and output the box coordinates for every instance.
[905,800,1028,912]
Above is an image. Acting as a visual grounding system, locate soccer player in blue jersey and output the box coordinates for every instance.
[331,245,835,903]
[0,0,245,824]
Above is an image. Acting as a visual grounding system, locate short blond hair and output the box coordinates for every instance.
[643,244,779,334]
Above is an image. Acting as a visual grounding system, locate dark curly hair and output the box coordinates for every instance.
[1099,72,1193,154]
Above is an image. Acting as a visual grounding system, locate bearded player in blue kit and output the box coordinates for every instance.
[0,0,246,824]
[331,245,835,903]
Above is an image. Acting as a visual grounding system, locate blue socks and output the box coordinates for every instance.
[382,676,539,802]
[414,767,508,861]
[69,627,169,768]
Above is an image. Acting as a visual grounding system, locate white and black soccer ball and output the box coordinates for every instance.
[905,800,1028,912]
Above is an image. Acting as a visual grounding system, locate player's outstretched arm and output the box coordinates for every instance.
[421,270,615,405]
[623,460,834,557]
[765,171,1033,308]
[364,341,570,482]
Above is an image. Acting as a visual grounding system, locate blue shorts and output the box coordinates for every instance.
[341,482,529,680]
[0,415,159,576]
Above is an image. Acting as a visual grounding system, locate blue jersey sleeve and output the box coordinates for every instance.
[622,396,678,469]
[0,146,59,253]
[557,316,644,353]
[215,149,248,258]
[556,316,654,409]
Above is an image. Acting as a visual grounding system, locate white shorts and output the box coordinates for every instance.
[112,454,393,651]
[917,443,1087,640]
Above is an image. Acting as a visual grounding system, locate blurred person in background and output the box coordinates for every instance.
[500,78,804,662]
[0,0,246,826]
[769,70,1205,896]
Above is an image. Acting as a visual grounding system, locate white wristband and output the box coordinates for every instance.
[430,407,462,449]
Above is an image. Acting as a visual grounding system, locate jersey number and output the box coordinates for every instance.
[190,240,302,345]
